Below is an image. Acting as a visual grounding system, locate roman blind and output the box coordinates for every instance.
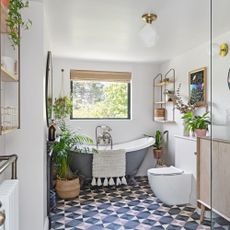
[70,70,131,83]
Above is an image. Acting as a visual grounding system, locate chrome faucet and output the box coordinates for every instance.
[95,125,113,149]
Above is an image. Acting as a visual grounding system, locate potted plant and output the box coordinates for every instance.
[6,0,32,48]
[52,123,93,199]
[53,96,72,121]
[153,130,164,159]
[182,111,211,137]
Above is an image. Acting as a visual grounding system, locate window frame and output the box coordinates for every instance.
[70,80,131,120]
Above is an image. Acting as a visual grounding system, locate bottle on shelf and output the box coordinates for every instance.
[48,119,56,141]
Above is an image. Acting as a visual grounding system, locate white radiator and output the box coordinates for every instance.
[0,180,19,230]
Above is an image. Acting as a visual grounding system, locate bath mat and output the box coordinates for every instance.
[91,149,127,186]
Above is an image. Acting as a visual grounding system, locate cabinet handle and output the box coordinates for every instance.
[0,211,5,226]
[194,152,197,155]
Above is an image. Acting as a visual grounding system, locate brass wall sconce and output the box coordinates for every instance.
[212,43,228,57]
[219,43,228,57]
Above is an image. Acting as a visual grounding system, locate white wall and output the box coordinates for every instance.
[160,31,230,165]
[53,58,162,174]
[4,2,47,230]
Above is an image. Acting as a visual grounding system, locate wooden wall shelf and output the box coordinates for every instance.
[153,69,176,122]
[1,67,18,82]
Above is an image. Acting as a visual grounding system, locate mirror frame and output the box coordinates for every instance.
[45,51,53,127]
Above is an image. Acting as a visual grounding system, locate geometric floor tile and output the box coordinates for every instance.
[50,177,230,230]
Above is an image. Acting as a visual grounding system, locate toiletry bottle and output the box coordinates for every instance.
[48,119,56,141]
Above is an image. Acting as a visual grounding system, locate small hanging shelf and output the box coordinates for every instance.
[153,68,176,123]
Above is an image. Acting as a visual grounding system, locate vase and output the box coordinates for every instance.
[183,120,190,136]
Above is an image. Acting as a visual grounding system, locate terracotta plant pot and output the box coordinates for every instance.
[153,149,163,159]
[195,129,207,137]
[56,177,80,199]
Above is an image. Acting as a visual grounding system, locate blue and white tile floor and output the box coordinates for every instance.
[50,177,230,230]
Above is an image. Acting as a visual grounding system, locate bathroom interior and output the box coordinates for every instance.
[0,0,230,230]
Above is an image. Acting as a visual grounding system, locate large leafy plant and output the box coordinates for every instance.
[6,0,32,48]
[182,111,211,132]
[52,123,93,180]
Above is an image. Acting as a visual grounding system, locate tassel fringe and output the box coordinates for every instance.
[109,177,115,186]
[104,177,108,186]
[116,177,121,186]
[91,177,96,186]
[97,178,102,186]
[121,176,127,185]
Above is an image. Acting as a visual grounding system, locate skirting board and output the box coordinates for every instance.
[44,217,49,230]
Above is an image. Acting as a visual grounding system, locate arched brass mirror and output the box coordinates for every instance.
[45,51,53,127]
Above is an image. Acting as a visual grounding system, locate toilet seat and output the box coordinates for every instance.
[148,166,184,176]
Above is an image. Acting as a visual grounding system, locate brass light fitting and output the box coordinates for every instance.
[219,43,228,57]
[142,13,157,24]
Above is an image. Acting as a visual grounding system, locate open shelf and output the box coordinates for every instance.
[1,66,18,82]
[155,80,175,87]
[155,101,166,104]
[155,120,176,123]
[1,127,18,135]
[1,3,8,33]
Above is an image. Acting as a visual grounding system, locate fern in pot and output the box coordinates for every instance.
[182,111,211,137]
[52,123,93,199]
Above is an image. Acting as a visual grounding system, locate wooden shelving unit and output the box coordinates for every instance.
[0,3,20,135]
[153,69,176,122]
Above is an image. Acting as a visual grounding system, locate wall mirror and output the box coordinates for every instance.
[45,51,53,127]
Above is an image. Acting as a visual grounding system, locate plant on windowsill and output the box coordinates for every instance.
[52,122,93,199]
[6,0,32,48]
[182,111,211,137]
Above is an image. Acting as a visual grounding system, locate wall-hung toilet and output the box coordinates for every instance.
[147,135,196,205]
[148,166,192,205]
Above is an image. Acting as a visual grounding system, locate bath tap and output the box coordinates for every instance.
[95,125,113,149]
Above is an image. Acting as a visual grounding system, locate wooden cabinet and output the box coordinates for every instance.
[0,3,20,134]
[153,68,175,123]
[197,137,230,221]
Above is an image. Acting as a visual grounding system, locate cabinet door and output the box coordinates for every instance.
[198,138,212,206]
[212,142,230,219]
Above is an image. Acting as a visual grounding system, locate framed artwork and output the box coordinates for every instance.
[188,67,207,107]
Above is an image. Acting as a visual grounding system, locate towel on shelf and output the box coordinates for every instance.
[91,149,127,186]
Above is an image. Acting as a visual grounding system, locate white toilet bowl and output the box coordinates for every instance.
[147,166,192,205]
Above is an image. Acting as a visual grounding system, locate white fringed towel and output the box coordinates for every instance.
[92,149,127,186]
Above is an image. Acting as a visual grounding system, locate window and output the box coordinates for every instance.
[70,70,131,119]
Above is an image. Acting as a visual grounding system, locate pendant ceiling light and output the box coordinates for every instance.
[139,13,159,47]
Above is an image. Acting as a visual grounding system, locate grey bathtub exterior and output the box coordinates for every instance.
[69,147,149,185]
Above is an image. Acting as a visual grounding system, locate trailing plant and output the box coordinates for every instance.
[182,111,211,133]
[52,123,93,180]
[6,0,32,48]
[53,96,72,121]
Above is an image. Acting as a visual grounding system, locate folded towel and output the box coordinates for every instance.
[92,149,127,186]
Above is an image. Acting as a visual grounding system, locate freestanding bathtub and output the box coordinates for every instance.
[69,137,154,185]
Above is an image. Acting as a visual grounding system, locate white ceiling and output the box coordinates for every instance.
[45,0,230,63]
